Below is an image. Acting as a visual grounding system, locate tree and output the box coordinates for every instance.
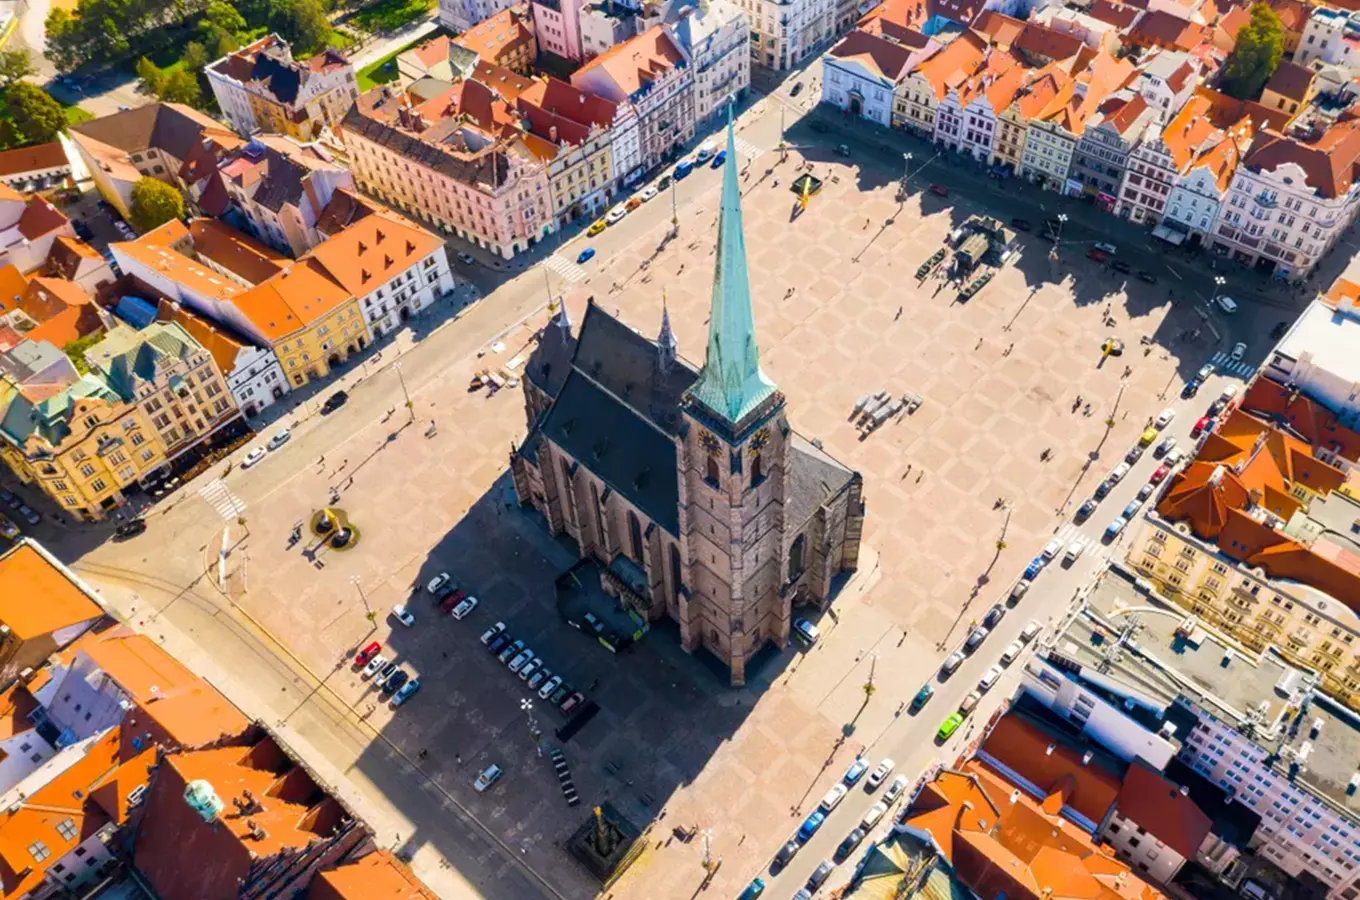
[43,8,85,72]
[1222,3,1284,101]
[129,177,184,232]
[0,84,66,148]
[181,41,209,73]
[135,56,165,96]
[0,50,34,90]
[203,0,246,35]
[269,0,332,54]
[159,68,202,106]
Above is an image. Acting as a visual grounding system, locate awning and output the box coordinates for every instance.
[1152,224,1187,245]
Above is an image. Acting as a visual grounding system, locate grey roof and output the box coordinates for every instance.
[70,103,222,160]
[538,369,679,536]
[85,323,200,402]
[786,433,855,537]
[249,146,308,214]
[408,76,456,102]
[571,300,696,436]
[0,340,68,381]
[525,310,578,399]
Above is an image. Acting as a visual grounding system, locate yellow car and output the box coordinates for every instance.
[1140,426,1159,446]
[587,220,607,237]
[0,513,17,540]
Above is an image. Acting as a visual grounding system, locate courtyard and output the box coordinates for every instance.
[52,97,1284,900]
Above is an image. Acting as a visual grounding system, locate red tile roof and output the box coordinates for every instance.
[1243,116,1360,199]
[1128,10,1206,51]
[0,143,69,178]
[1114,763,1212,859]
[1264,61,1314,103]
[981,714,1123,825]
[829,30,917,81]
[307,851,439,900]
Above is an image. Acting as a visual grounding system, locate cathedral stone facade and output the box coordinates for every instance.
[509,119,865,686]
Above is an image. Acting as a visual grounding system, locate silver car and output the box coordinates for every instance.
[508,650,534,673]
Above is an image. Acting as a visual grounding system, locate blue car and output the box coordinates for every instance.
[711,149,727,168]
[738,877,766,900]
[843,756,869,785]
[577,247,596,264]
[674,159,694,179]
[1105,516,1128,541]
[1023,557,1045,581]
[797,809,826,841]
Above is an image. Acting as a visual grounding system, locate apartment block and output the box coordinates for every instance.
[206,34,358,141]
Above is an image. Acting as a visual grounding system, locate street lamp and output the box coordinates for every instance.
[1211,275,1226,310]
[899,153,912,198]
[393,361,413,424]
[863,649,879,698]
[349,575,374,620]
[520,698,541,756]
[1050,213,1069,262]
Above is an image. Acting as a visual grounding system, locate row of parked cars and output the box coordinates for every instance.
[480,622,587,714]
[355,641,422,705]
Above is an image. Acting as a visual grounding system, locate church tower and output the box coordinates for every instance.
[677,112,789,687]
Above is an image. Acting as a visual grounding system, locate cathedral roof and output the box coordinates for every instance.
[786,435,858,540]
[538,368,680,536]
[572,301,696,435]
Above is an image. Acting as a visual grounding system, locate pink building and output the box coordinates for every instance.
[532,0,584,61]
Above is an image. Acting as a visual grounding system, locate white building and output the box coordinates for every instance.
[822,30,932,128]
[1162,118,1255,245]
[1114,112,1178,223]
[1296,6,1360,70]
[1132,49,1199,117]
[1211,117,1360,279]
[306,210,454,339]
[439,0,523,34]
[205,35,357,141]
[1263,287,1360,425]
[736,0,834,70]
[0,685,56,796]
[934,57,1026,162]
[668,0,750,127]
[159,302,290,418]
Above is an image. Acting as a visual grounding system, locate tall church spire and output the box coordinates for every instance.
[657,293,676,374]
[689,107,777,426]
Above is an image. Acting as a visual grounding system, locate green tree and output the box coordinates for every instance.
[159,68,202,106]
[0,84,67,148]
[1222,3,1285,100]
[43,8,85,72]
[203,0,246,34]
[0,50,35,90]
[135,56,165,95]
[270,0,332,53]
[181,41,209,73]
[129,177,184,232]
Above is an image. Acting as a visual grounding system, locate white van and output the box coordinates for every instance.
[1219,384,1239,404]
[1064,542,1084,563]
[1110,462,1131,483]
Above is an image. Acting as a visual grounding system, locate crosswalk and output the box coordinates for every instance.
[733,137,764,161]
[542,255,587,284]
[1051,523,1099,559]
[1207,352,1256,379]
[199,478,247,521]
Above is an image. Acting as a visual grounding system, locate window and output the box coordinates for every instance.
[27,841,49,862]
[789,533,806,581]
[628,511,644,563]
[55,818,77,841]
[705,455,719,486]
[751,452,763,487]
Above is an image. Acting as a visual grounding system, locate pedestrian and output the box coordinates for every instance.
[916,471,923,483]
[894,305,903,321]
[975,337,983,350]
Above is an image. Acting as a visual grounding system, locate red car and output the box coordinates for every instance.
[1151,464,1171,484]
[440,590,467,614]
[354,642,381,666]
[928,184,949,197]
[1086,248,1108,264]
[1191,415,1212,437]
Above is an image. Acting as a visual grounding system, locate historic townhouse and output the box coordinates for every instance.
[1130,49,1198,118]
[342,69,553,259]
[822,30,922,128]
[517,78,618,227]
[1294,5,1360,68]
[735,0,834,70]
[1160,94,1260,245]
[454,3,538,73]
[206,35,358,141]
[571,27,694,176]
[1069,93,1156,210]
[668,0,750,127]
[1212,115,1360,279]
[893,32,987,135]
[934,53,1026,163]
[1022,52,1134,193]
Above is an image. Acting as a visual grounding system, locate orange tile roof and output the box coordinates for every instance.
[188,219,288,285]
[1244,116,1360,199]
[915,32,988,100]
[0,265,29,315]
[572,26,685,97]
[0,543,103,640]
[77,627,250,750]
[452,3,534,67]
[973,10,1026,47]
[233,259,351,342]
[902,763,1166,900]
[0,728,149,899]
[1128,10,1206,51]
[0,143,68,179]
[981,714,1123,825]
[1115,763,1212,859]
[112,237,250,305]
[157,299,247,377]
[22,305,102,351]
[407,34,451,68]
[16,197,68,243]
[306,209,442,298]
[307,851,440,900]
[1088,0,1142,29]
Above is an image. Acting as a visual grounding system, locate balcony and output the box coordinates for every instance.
[1254,191,1277,209]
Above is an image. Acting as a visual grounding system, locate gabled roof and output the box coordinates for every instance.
[0,143,69,178]
[1243,116,1360,198]
[981,712,1124,826]
[516,78,619,149]
[1263,60,1314,103]
[1114,762,1213,859]
[1127,10,1206,51]
[84,322,206,402]
[187,218,288,284]
[1088,0,1142,29]
[157,299,251,377]
[305,208,442,297]
[233,259,352,342]
[913,31,988,99]
[571,25,685,99]
[0,542,103,640]
[307,850,440,900]
[451,3,534,65]
[828,30,917,82]
[70,103,228,161]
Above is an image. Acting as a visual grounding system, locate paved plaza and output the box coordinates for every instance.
[62,126,1232,900]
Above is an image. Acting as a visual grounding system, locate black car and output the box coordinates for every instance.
[657,175,672,191]
[835,828,866,863]
[774,840,799,868]
[790,81,804,97]
[1009,218,1032,232]
[0,490,15,508]
[1076,499,1098,522]
[1137,270,1157,284]
[1269,320,1289,340]
[1094,479,1113,499]
[1182,379,1201,398]
[1110,260,1132,274]
[983,603,1005,628]
[114,519,147,539]
[487,633,511,655]
[71,219,94,241]
[808,861,835,891]
[321,391,349,414]
[381,670,409,695]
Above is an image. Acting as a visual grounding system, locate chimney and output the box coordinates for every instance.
[398,105,411,128]
[1046,743,1056,756]
[1180,784,1190,796]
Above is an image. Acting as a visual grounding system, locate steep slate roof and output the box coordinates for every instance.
[786,435,856,536]
[0,543,103,639]
[84,322,204,402]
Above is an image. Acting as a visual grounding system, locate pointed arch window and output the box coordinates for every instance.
[628,511,644,563]
[788,533,806,582]
[750,452,763,488]
[671,544,683,600]
[705,455,719,487]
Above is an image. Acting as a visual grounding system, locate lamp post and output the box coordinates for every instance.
[670,175,679,235]
[1211,275,1226,312]
[863,649,879,698]
[701,829,714,870]
[520,698,541,756]
[349,575,374,620]
[900,153,912,198]
[393,361,413,424]
[1049,213,1068,262]
[778,105,787,163]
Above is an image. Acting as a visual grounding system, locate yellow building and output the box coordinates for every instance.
[994,100,1030,170]
[205,35,358,142]
[0,371,169,521]
[507,77,616,228]
[234,259,370,386]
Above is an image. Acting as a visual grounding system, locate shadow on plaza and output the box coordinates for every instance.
[351,471,803,897]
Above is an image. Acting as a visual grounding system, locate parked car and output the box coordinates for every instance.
[242,447,266,468]
[1192,415,1213,437]
[710,149,727,168]
[775,840,800,868]
[426,573,451,595]
[267,429,291,450]
[1076,499,1097,521]
[1000,640,1023,665]
[883,775,910,804]
[375,660,398,684]
[1154,436,1177,458]
[1110,260,1132,274]
[498,638,525,663]
[1041,539,1061,560]
[937,712,964,741]
[1137,483,1155,501]
[114,519,146,539]
[1123,499,1143,519]
[354,642,381,666]
[1023,557,1045,580]
[321,391,348,414]
[1155,407,1176,428]
[842,757,869,785]
[480,622,506,645]
[928,183,948,197]
[587,220,607,236]
[392,678,421,706]
[1151,463,1171,484]
[527,668,550,691]
[391,604,415,627]
[793,618,820,644]
[456,251,476,265]
[910,684,935,712]
[696,141,717,162]
[738,878,765,900]
[790,80,804,96]
[1094,241,1118,254]
[964,624,990,652]
[983,603,1005,628]
[1125,444,1144,464]
[508,649,534,673]
[0,491,15,508]
[1105,516,1128,541]
[451,596,478,620]
[518,658,542,681]
[959,690,980,717]
[474,764,503,792]
[1216,296,1238,314]
[560,691,586,713]
[820,783,848,811]
[1020,621,1041,643]
[1139,426,1159,446]
[639,184,659,202]
[978,665,1003,692]
[808,861,834,891]
[362,654,388,679]
[16,505,39,526]
[941,652,965,676]
[605,205,628,225]
[797,810,826,841]
[835,828,866,862]
[577,247,597,265]
[674,159,694,179]
[1231,341,1247,361]
[538,674,563,699]
[861,801,889,830]
[0,513,20,539]
[1009,579,1030,601]
[866,759,895,789]
[487,633,511,655]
